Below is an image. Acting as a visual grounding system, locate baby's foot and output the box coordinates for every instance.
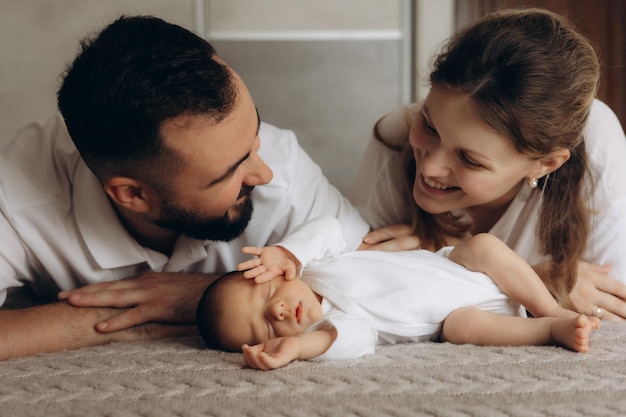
[550,314,600,352]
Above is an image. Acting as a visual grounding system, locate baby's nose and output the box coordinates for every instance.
[271,300,287,320]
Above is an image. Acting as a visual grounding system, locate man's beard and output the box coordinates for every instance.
[155,187,254,242]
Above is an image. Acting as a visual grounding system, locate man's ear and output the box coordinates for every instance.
[104,177,152,213]
[533,148,571,179]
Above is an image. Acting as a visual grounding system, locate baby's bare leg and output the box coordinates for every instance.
[448,234,572,319]
[441,308,600,352]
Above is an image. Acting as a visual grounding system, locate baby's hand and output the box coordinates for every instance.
[242,336,302,370]
[237,246,299,283]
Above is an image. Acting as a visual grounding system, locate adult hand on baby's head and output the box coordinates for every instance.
[237,246,299,283]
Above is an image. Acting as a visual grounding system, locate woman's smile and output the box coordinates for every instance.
[422,174,460,193]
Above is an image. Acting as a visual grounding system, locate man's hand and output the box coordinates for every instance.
[241,336,301,370]
[0,302,196,361]
[58,272,218,333]
[237,246,299,283]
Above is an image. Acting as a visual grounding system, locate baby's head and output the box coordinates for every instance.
[197,271,245,351]
[197,271,323,352]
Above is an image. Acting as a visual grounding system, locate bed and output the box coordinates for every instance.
[3,322,626,416]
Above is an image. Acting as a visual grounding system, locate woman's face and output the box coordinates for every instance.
[409,85,542,217]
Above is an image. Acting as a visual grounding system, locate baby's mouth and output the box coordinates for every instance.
[296,302,303,324]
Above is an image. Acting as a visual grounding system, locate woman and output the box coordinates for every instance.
[350,8,626,319]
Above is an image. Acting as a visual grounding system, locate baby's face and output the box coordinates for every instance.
[217,274,323,349]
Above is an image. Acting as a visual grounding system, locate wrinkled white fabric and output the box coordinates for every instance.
[277,217,520,361]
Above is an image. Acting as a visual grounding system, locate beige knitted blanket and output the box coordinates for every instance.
[3,322,626,417]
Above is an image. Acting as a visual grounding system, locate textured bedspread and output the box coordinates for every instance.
[3,322,626,417]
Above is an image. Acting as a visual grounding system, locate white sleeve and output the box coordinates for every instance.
[583,100,626,282]
[0,192,29,305]
[273,216,346,272]
[309,309,377,361]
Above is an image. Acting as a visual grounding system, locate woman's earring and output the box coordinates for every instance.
[527,177,538,189]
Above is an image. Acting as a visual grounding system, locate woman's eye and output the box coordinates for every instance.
[423,119,437,134]
[265,282,271,300]
[459,151,482,168]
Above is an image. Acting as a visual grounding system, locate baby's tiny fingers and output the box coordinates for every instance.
[243,265,267,279]
[284,265,297,280]
[242,246,263,255]
[254,271,278,283]
[237,258,262,271]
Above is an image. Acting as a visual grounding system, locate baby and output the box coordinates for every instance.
[197,217,599,370]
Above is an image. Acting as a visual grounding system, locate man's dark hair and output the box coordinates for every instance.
[57,15,237,184]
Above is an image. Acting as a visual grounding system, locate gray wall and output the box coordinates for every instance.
[0,0,195,138]
[0,1,453,194]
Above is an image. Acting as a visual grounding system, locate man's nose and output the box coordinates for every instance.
[244,155,273,186]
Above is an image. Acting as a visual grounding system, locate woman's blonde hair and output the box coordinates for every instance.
[410,8,600,306]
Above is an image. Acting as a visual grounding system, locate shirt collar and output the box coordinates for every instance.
[73,161,169,270]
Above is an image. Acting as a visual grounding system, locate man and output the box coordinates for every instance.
[0,16,369,360]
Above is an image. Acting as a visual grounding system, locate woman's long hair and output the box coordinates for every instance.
[411,8,600,306]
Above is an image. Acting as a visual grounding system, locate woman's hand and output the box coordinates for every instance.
[358,224,421,251]
[569,262,626,321]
